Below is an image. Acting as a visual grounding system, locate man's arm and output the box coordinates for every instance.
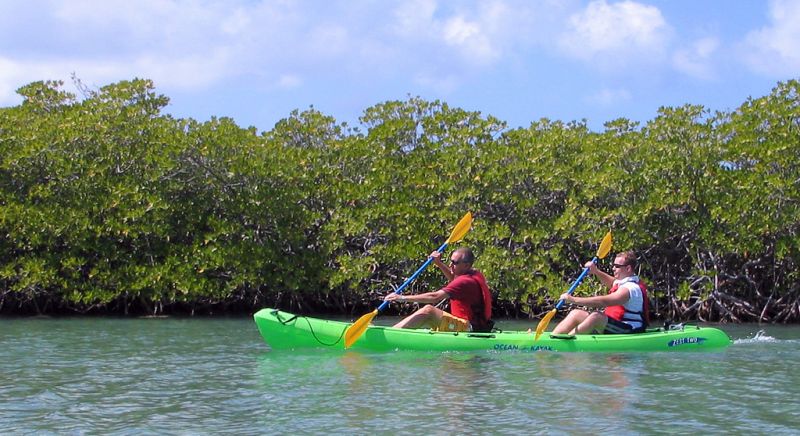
[385,289,449,305]
[586,261,615,288]
[430,251,454,282]
[560,287,630,308]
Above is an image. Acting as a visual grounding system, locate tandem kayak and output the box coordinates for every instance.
[253,308,732,352]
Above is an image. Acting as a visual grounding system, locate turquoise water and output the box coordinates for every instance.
[1,317,798,434]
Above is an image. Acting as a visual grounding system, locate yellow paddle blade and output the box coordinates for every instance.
[597,231,613,259]
[534,309,557,341]
[446,212,473,244]
[344,309,378,349]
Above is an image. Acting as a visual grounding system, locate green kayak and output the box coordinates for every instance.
[254,308,732,352]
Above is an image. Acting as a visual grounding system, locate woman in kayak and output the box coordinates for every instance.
[552,250,649,335]
[384,247,493,332]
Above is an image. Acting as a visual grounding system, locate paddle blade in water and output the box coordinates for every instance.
[597,231,613,259]
[446,212,473,244]
[534,309,557,341]
[344,309,377,349]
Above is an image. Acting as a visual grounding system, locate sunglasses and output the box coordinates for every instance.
[612,263,630,268]
[450,259,468,265]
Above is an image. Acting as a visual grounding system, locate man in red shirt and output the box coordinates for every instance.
[384,247,493,332]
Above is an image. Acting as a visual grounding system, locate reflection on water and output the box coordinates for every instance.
[532,354,636,420]
[252,349,648,433]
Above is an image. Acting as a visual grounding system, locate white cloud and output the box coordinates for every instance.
[442,15,497,65]
[0,47,237,107]
[393,0,560,66]
[672,37,719,80]
[559,0,670,68]
[741,0,800,77]
[0,0,578,104]
[443,16,481,45]
[10,0,779,119]
[0,0,311,104]
[390,1,505,66]
[0,56,128,105]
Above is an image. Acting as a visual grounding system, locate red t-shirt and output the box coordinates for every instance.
[442,270,491,328]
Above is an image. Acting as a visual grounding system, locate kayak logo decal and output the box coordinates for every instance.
[494,344,553,352]
[668,337,707,347]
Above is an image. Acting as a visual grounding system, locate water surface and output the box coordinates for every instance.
[1,317,798,434]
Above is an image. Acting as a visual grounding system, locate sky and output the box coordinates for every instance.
[1,0,799,132]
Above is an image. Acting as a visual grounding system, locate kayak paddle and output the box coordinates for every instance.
[343,212,474,349]
[534,231,613,341]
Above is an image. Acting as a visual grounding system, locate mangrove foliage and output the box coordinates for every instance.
[1,78,798,322]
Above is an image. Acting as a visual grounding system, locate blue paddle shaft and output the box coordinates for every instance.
[554,256,599,310]
[376,241,449,312]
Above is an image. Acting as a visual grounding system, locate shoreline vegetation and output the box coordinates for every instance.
[1,78,798,322]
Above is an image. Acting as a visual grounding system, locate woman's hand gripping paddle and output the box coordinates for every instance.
[534,231,612,341]
[343,212,474,349]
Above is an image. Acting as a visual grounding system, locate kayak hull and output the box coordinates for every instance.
[253,308,732,353]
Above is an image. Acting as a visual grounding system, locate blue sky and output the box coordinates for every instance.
[1,0,798,132]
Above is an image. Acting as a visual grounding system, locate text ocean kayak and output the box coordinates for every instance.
[254,308,732,352]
